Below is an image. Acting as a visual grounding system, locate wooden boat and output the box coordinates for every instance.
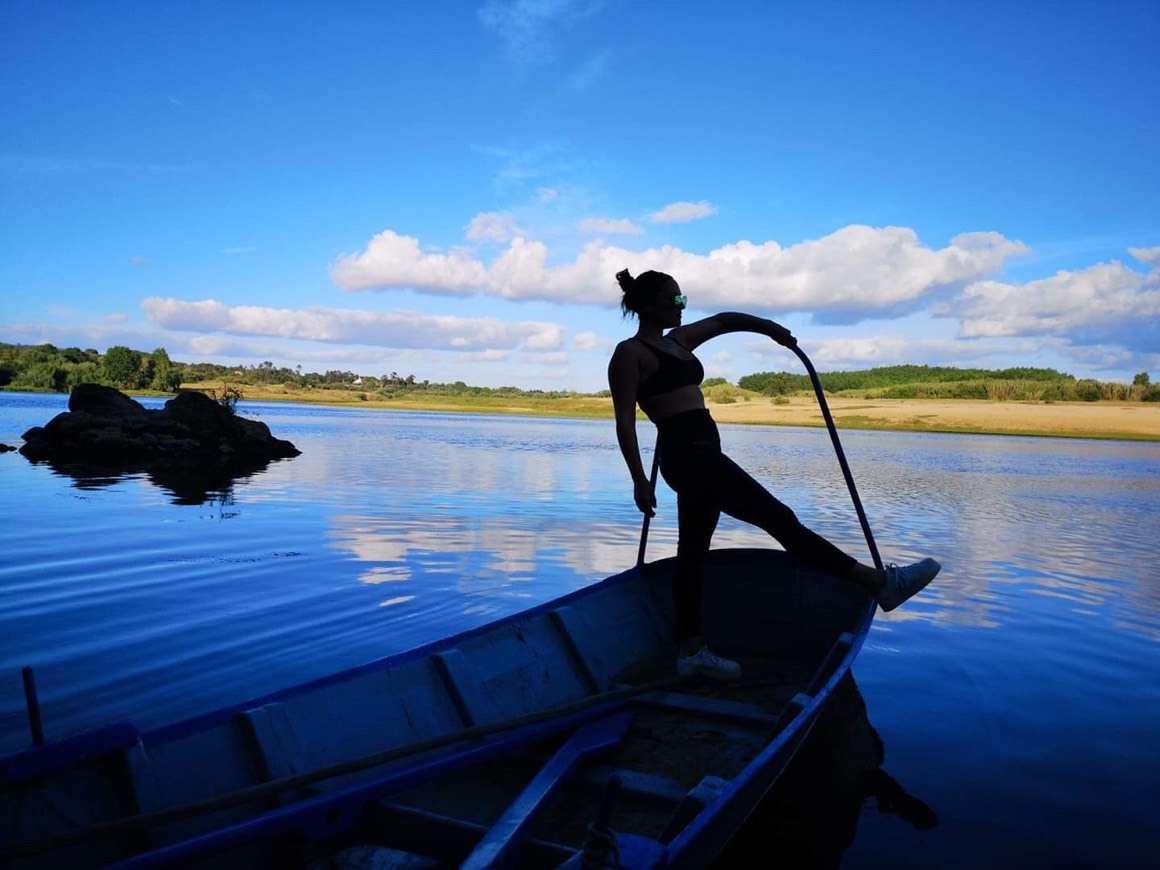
[1,346,882,868]
[1,548,873,869]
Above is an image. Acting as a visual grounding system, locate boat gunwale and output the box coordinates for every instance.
[142,557,651,745]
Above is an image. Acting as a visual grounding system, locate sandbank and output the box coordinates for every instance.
[208,384,1160,442]
[705,396,1160,442]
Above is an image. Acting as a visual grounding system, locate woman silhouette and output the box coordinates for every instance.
[607,269,941,680]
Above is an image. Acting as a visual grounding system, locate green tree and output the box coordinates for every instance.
[103,345,143,389]
[13,361,69,391]
[1133,372,1151,387]
[149,347,181,392]
[1074,379,1102,402]
[66,361,102,389]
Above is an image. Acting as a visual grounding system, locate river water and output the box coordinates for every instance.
[1,392,1157,865]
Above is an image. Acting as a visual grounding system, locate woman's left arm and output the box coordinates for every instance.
[671,312,796,351]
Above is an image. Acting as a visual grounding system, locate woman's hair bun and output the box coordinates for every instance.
[617,268,672,318]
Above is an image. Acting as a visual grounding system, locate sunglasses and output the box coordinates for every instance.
[670,294,688,309]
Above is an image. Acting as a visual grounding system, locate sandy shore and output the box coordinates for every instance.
[705,396,1160,441]
[144,383,1160,442]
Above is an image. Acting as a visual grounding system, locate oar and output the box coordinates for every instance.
[788,342,883,571]
[635,445,661,567]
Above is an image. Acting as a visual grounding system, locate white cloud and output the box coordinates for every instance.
[478,0,606,65]
[578,217,642,235]
[648,201,718,224]
[188,335,237,355]
[332,223,1028,318]
[140,297,565,353]
[466,211,523,243]
[330,230,487,294]
[1129,245,1160,266]
[798,335,1040,368]
[537,187,559,203]
[221,246,257,255]
[523,350,568,365]
[130,256,149,267]
[956,256,1160,351]
[462,349,511,362]
[574,330,610,351]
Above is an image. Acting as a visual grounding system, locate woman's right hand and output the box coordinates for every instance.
[633,478,656,517]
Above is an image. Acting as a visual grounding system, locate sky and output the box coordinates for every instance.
[1,1,1158,392]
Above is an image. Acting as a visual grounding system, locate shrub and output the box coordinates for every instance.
[1075,379,1101,402]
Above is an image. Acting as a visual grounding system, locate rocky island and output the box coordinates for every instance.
[18,385,301,503]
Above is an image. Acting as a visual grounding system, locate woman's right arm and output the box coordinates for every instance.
[607,343,656,517]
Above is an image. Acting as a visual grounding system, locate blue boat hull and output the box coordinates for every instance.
[1,547,874,869]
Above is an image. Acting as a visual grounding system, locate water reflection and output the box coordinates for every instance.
[29,455,287,506]
[716,672,936,868]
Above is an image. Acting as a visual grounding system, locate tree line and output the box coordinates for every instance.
[0,343,184,393]
[0,343,586,400]
[1,342,1156,402]
[738,364,1159,402]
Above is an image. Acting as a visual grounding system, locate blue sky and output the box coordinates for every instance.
[2,1,1157,391]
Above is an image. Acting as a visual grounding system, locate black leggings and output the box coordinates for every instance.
[656,409,858,640]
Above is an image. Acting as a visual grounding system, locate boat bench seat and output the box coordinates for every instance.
[576,763,689,808]
[629,690,779,728]
[661,775,727,843]
[236,702,309,796]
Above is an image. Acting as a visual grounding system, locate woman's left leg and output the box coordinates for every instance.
[672,493,720,648]
[706,453,866,583]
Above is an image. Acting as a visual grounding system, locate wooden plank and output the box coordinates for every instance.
[432,649,496,728]
[0,722,139,786]
[631,691,778,728]
[364,802,575,870]
[548,606,602,691]
[236,703,306,784]
[765,692,812,742]
[458,712,634,870]
[576,763,688,808]
[660,775,726,843]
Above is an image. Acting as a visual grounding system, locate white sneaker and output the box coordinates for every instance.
[677,646,742,681]
[878,558,941,612]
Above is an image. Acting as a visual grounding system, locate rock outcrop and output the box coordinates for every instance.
[20,384,301,466]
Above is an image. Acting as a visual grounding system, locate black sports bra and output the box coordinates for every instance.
[635,337,705,400]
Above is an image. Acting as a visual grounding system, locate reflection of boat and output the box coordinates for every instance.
[715,671,937,868]
[1,549,873,869]
[1,346,886,868]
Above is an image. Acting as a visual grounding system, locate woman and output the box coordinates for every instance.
[607,269,941,681]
